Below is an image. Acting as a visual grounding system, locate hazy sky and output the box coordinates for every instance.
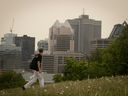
[0,0,128,48]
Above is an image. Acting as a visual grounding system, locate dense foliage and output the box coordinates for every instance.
[102,26,128,75]
[0,71,26,90]
[64,58,88,80]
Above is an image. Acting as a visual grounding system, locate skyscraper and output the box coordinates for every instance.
[1,33,17,45]
[0,33,22,71]
[37,39,48,51]
[67,14,101,54]
[109,21,128,39]
[0,45,22,71]
[49,20,74,53]
[15,35,35,70]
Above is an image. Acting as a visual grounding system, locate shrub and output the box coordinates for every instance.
[0,71,26,90]
[53,74,64,82]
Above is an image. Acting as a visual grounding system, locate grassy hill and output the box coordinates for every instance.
[0,76,128,96]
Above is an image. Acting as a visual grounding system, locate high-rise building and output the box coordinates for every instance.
[47,14,101,73]
[90,39,112,52]
[15,35,35,70]
[42,52,84,73]
[53,52,84,73]
[0,44,22,71]
[0,33,22,71]
[37,39,48,51]
[1,33,17,45]
[49,20,74,53]
[91,21,128,52]
[67,14,101,54]
[109,21,128,39]
[42,54,54,73]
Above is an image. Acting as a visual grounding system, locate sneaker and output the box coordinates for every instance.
[22,86,26,90]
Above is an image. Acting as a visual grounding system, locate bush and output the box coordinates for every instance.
[64,58,88,81]
[0,71,26,90]
[53,74,64,82]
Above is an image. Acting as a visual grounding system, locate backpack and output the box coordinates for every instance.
[29,55,38,70]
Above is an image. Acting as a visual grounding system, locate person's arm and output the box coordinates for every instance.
[37,61,42,73]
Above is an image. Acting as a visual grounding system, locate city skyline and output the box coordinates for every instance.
[0,0,128,49]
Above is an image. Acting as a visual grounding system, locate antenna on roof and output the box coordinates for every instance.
[10,18,15,34]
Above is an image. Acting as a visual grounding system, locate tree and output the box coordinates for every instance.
[0,71,26,90]
[64,58,88,80]
[103,25,128,75]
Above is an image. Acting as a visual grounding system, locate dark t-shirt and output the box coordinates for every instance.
[30,54,42,71]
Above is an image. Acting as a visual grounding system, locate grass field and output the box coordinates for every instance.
[0,76,128,96]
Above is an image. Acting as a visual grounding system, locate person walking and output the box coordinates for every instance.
[22,48,44,90]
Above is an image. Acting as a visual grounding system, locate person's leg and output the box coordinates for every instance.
[37,72,44,88]
[24,71,37,89]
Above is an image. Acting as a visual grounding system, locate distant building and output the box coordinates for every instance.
[67,14,101,54]
[42,54,54,73]
[47,14,101,73]
[37,39,48,51]
[109,21,128,39]
[1,33,17,45]
[53,52,84,73]
[90,39,112,52]
[49,20,74,53]
[0,45,22,71]
[91,21,128,52]
[15,35,35,70]
[0,33,22,71]
[42,52,84,73]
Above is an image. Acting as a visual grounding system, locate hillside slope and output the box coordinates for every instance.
[0,76,128,96]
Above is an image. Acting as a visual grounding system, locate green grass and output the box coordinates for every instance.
[0,76,128,96]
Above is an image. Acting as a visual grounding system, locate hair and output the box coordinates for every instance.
[38,48,43,53]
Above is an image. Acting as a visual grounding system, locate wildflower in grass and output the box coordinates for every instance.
[100,76,104,80]
[95,92,98,96]
[65,86,69,89]
[56,89,64,95]
[87,85,91,92]
[69,82,73,86]
[44,89,47,92]
[59,90,64,95]
[52,84,56,88]
[32,86,35,89]
[88,85,91,89]
[105,78,111,82]
[1,91,5,95]
[98,86,101,90]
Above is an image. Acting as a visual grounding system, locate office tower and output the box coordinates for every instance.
[0,44,22,71]
[42,52,84,73]
[42,54,54,73]
[91,21,128,52]
[67,14,101,54]
[49,20,74,53]
[15,35,35,70]
[109,21,128,39]
[37,39,48,51]
[1,33,17,45]
[0,33,22,71]
[90,39,111,52]
[53,52,84,73]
